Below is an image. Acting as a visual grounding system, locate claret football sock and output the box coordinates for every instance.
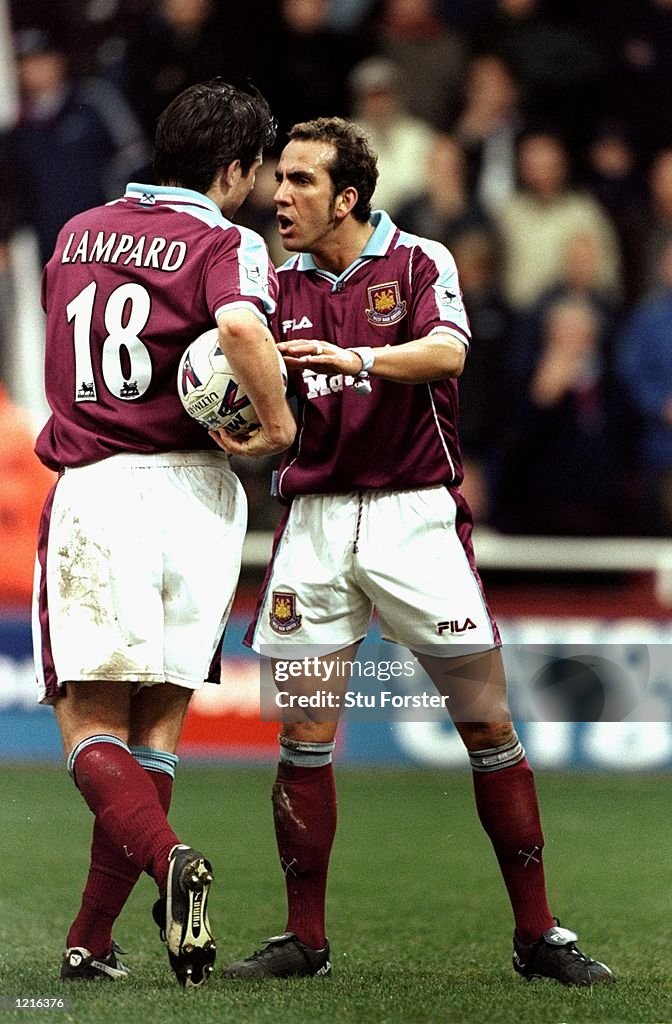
[68,736,179,894]
[471,752,555,944]
[273,759,337,950]
[67,749,176,957]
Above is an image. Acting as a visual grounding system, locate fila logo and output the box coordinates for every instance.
[437,618,477,635]
[282,315,314,332]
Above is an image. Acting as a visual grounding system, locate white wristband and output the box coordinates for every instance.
[351,346,375,374]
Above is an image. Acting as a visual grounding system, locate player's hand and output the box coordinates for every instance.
[278,339,364,376]
[209,424,291,458]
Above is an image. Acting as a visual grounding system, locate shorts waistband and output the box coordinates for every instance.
[63,450,231,472]
[295,484,446,503]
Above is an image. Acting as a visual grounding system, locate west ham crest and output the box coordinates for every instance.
[269,591,303,633]
[365,281,407,326]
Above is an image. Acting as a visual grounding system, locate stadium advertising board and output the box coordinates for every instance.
[2,613,672,768]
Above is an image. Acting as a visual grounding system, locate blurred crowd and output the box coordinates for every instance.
[4,0,672,607]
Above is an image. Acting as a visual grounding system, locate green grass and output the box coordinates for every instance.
[1,766,669,1024]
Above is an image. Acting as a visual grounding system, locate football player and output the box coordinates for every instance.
[33,79,295,986]
[213,117,615,987]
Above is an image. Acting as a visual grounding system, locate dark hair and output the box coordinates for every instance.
[288,117,378,222]
[153,79,276,193]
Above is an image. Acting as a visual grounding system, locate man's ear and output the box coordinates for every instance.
[219,159,241,190]
[335,186,358,219]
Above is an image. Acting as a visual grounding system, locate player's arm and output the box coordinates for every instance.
[278,331,466,384]
[210,308,296,458]
[280,239,469,383]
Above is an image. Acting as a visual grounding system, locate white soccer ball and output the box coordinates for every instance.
[177,327,286,434]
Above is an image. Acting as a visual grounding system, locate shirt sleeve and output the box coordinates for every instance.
[207,224,277,327]
[407,238,471,346]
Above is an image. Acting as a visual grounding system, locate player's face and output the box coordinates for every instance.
[273,139,339,255]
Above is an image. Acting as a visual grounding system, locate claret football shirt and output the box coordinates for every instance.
[275,211,471,500]
[36,183,277,471]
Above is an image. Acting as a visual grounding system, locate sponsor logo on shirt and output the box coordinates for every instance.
[365,281,407,326]
[270,591,303,634]
[302,369,359,399]
[282,315,314,333]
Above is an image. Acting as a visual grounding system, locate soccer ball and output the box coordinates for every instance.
[177,327,286,434]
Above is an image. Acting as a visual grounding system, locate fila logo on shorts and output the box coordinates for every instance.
[270,591,303,634]
[437,617,477,635]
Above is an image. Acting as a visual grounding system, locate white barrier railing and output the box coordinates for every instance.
[242,527,672,605]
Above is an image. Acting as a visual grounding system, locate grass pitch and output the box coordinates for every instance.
[1,765,669,1024]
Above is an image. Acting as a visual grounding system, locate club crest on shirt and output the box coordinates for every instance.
[365,281,407,326]
[269,591,303,633]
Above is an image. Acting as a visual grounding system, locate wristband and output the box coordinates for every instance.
[351,346,375,374]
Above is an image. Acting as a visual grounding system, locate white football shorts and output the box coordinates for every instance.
[249,485,499,657]
[33,451,246,703]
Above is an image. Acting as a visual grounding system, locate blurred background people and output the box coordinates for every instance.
[493,296,625,536]
[374,0,468,128]
[451,53,523,215]
[585,0,672,161]
[5,0,672,541]
[0,27,149,266]
[268,0,370,136]
[582,119,647,306]
[477,0,604,151]
[348,56,437,217]
[495,130,621,314]
[631,148,672,300]
[120,0,279,141]
[616,238,672,534]
[395,133,497,251]
[451,229,512,525]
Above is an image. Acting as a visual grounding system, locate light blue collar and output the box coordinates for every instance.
[296,210,396,284]
[124,182,223,219]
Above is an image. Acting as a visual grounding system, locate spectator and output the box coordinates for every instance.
[586,0,672,159]
[0,382,55,608]
[1,28,149,266]
[395,133,497,252]
[494,130,621,312]
[451,229,512,523]
[348,56,437,216]
[268,0,371,136]
[582,119,647,305]
[375,0,469,128]
[494,296,624,536]
[615,238,672,533]
[451,53,523,214]
[477,0,604,149]
[122,0,276,140]
[632,148,672,300]
[513,227,622,388]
